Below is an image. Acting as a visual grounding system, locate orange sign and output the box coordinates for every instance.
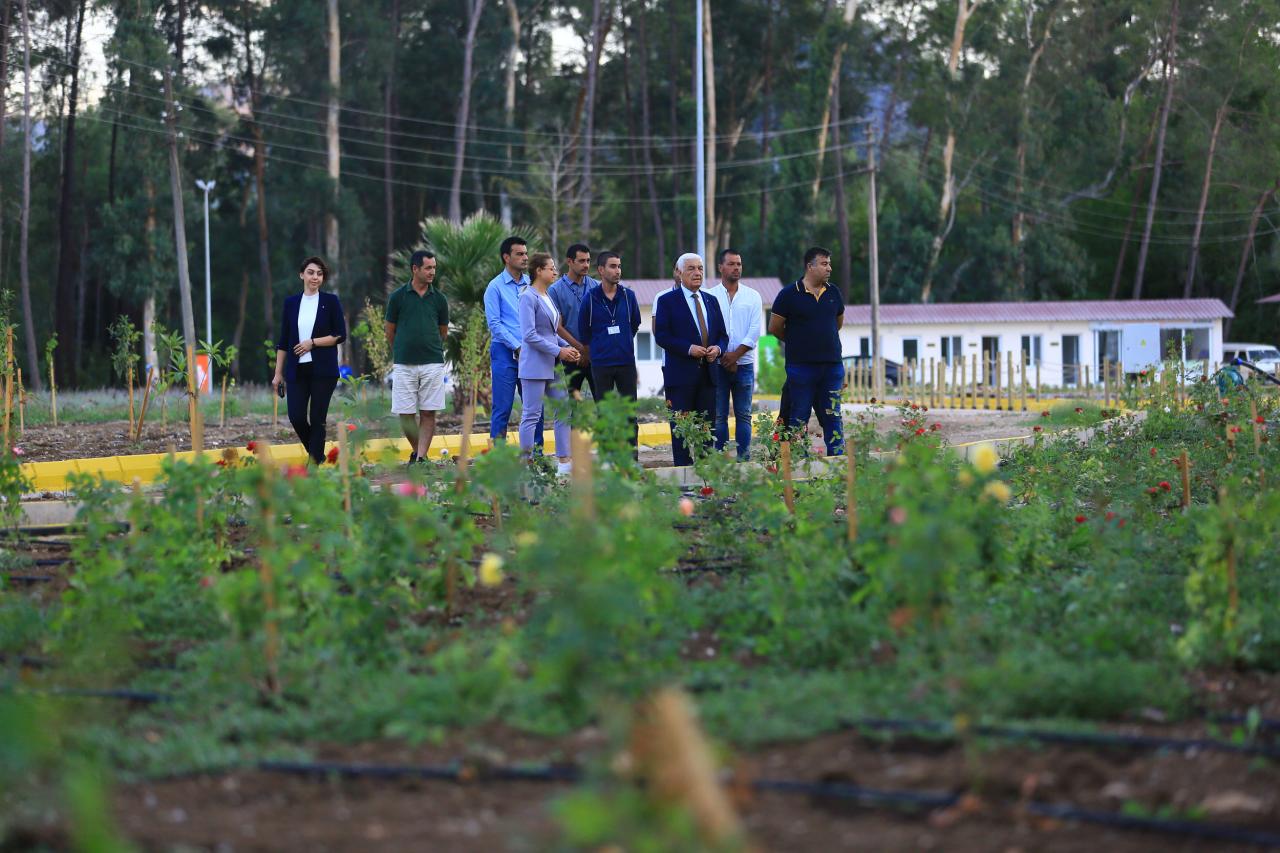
[196,354,212,394]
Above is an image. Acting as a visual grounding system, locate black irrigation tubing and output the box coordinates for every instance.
[3,574,57,584]
[245,760,1280,847]
[845,717,1280,759]
[0,522,129,538]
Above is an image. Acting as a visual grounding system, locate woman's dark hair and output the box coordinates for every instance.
[299,256,330,280]
[529,252,555,276]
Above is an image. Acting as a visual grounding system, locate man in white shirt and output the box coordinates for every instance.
[704,249,762,460]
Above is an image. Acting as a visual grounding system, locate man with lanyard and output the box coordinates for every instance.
[547,243,598,401]
[385,250,449,464]
[703,248,762,460]
[577,251,642,449]
[484,236,543,446]
[767,246,846,456]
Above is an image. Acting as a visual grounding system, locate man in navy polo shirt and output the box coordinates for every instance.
[767,246,845,456]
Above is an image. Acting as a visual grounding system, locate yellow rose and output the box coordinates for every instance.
[515,531,539,548]
[971,443,999,474]
[478,553,505,586]
[957,470,974,487]
[982,480,1012,503]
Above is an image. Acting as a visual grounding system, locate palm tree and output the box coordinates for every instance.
[388,211,537,412]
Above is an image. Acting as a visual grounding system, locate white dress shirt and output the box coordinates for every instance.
[704,282,762,366]
[680,285,712,342]
[297,292,320,364]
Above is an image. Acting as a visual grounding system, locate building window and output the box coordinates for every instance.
[1096,330,1120,371]
[635,331,653,361]
[902,338,919,364]
[1020,334,1042,365]
[940,335,962,364]
[1159,327,1211,362]
[859,337,870,356]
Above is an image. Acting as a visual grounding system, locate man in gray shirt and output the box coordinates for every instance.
[547,242,597,400]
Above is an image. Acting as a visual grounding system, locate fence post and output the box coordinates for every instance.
[1020,353,1028,412]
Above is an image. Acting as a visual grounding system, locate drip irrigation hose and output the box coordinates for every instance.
[845,717,1280,759]
[3,574,57,584]
[245,760,1280,847]
[0,522,129,538]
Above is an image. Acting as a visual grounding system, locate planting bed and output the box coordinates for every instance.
[3,386,1280,850]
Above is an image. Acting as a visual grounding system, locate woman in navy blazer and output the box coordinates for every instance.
[518,253,580,473]
[272,257,348,464]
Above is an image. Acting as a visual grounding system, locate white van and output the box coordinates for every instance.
[1222,343,1280,378]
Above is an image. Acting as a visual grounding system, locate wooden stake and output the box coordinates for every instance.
[220,374,228,428]
[186,344,203,453]
[1020,355,1028,412]
[48,356,58,427]
[1103,359,1111,409]
[338,419,352,515]
[780,440,795,513]
[970,353,978,410]
[951,357,959,410]
[17,369,25,434]
[629,688,745,847]
[127,364,135,433]
[1035,360,1041,401]
[3,328,12,451]
[491,495,502,530]
[135,367,155,441]
[570,429,595,521]
[455,405,476,494]
[257,448,280,696]
[1179,450,1191,510]
[1250,401,1262,453]
[846,444,857,544]
[1084,364,1091,401]
[1006,350,1014,411]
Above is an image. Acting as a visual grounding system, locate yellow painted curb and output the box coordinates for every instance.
[21,423,676,491]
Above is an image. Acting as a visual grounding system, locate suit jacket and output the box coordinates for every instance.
[518,286,567,380]
[653,285,729,387]
[276,291,347,381]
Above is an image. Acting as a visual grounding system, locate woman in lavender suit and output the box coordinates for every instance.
[518,253,580,473]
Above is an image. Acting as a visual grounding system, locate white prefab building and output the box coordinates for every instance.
[626,278,784,396]
[839,299,1233,387]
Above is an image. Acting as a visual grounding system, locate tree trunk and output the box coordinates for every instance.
[449,0,485,222]
[1224,178,1279,340]
[1013,3,1057,295]
[143,177,159,376]
[1184,102,1227,297]
[53,0,86,385]
[810,0,859,204]
[832,78,851,299]
[701,0,716,262]
[0,0,9,292]
[231,182,250,379]
[385,0,400,275]
[579,0,606,232]
[635,1,665,275]
[920,0,979,303]
[621,22,645,264]
[666,7,685,250]
[325,0,342,357]
[18,0,40,391]
[1107,109,1160,299]
[758,2,774,245]
[500,0,518,229]
[243,10,274,341]
[1132,0,1179,300]
[164,68,198,352]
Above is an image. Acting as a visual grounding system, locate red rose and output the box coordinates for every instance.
[870,397,877,404]
[1105,511,1116,521]
[346,423,357,432]
[246,441,258,452]
[931,423,941,431]
[326,447,340,464]
[1147,486,1158,495]
[285,464,308,479]
[700,486,714,497]
[914,428,925,436]
[1041,410,1050,418]
[772,432,780,441]
[1075,407,1083,414]
[1159,481,1171,490]
[1118,519,1127,528]
[216,459,228,468]
[1149,448,1157,457]
[1074,515,1086,524]
[766,464,778,474]
[199,576,213,588]
[1033,426,1042,433]
[1230,426,1242,434]
[1256,416,1265,424]
[910,403,919,410]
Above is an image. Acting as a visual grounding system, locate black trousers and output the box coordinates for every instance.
[665,364,717,467]
[286,363,339,464]
[562,358,599,401]
[592,363,640,450]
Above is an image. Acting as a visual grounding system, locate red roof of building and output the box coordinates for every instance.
[842,298,1233,325]
[1258,293,1280,304]
[626,278,784,307]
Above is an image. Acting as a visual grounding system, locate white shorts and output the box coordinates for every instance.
[391,363,447,414]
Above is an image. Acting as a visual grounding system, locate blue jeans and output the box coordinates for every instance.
[490,342,543,446]
[785,362,845,456]
[714,362,755,459]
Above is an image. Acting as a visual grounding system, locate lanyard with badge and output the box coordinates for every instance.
[601,287,625,336]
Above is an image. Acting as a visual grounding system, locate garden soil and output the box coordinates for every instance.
[97,722,1280,852]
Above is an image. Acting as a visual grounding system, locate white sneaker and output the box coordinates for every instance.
[557,461,572,476]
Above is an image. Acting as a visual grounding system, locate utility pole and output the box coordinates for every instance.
[196,179,215,348]
[694,0,706,263]
[163,67,197,355]
[866,123,881,370]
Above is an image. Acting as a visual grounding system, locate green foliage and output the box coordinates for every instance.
[107,316,142,383]
[349,297,392,382]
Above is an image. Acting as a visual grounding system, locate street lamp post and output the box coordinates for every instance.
[195,179,216,349]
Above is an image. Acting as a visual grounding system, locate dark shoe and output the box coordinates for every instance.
[407,451,418,467]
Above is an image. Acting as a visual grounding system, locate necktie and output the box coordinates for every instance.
[693,292,709,347]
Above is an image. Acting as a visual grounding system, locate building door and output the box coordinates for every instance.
[1096,330,1120,374]
[940,335,962,364]
[982,336,1000,385]
[1062,335,1080,385]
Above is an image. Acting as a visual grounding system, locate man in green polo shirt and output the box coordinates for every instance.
[385,250,450,463]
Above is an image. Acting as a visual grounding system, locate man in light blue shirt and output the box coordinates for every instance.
[547,242,598,400]
[704,249,762,459]
[484,236,542,444]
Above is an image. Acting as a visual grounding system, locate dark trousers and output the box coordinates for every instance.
[563,359,599,401]
[286,363,339,464]
[665,365,717,467]
[593,362,639,450]
[785,362,845,456]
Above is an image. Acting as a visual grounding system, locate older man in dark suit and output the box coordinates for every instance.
[653,253,729,467]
